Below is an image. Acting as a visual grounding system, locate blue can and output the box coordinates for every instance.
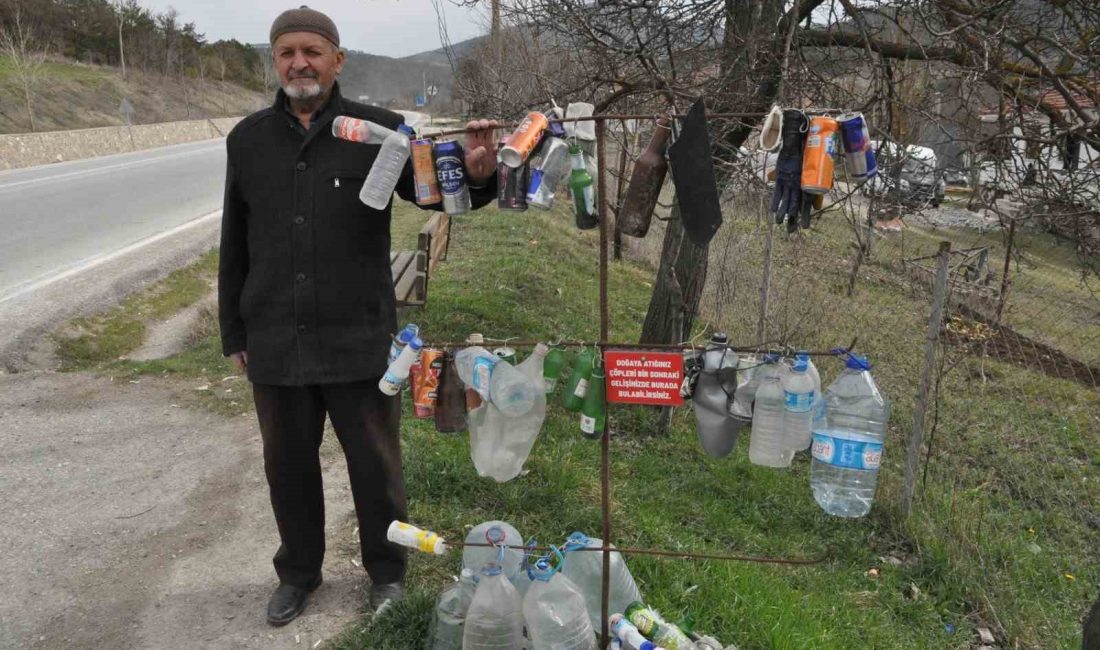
[433,139,471,215]
[839,113,872,179]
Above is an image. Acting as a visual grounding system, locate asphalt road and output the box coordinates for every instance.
[0,139,227,303]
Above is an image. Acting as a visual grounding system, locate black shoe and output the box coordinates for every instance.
[369,581,405,613]
[266,576,322,626]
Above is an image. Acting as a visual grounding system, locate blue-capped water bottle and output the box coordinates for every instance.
[810,353,889,517]
[388,323,420,364]
[379,337,422,396]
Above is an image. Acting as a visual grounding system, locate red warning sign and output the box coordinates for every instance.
[603,350,684,406]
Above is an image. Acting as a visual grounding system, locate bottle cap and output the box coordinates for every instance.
[408,337,424,351]
[845,354,871,371]
[563,531,591,552]
[480,562,503,577]
[399,325,418,343]
[792,357,808,372]
[710,332,729,345]
[398,124,415,136]
[485,525,507,545]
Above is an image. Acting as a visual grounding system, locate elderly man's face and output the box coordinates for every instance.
[273,32,345,101]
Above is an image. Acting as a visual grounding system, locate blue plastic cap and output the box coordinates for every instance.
[409,337,424,351]
[796,352,810,362]
[485,525,506,545]
[399,324,418,342]
[563,532,591,552]
[480,562,503,577]
[846,354,871,371]
[792,357,808,372]
[398,124,415,136]
[764,353,781,364]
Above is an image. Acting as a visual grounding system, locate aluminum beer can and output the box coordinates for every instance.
[411,138,442,205]
[433,138,471,215]
[496,136,528,211]
[500,112,549,168]
[838,112,872,179]
[526,136,570,208]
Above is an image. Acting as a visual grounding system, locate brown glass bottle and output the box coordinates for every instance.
[618,117,671,238]
[434,351,467,433]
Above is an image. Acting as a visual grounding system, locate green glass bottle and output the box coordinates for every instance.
[542,347,567,394]
[568,144,598,230]
[580,365,606,439]
[562,347,596,412]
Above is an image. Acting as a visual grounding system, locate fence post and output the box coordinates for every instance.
[757,214,775,344]
[904,240,951,516]
[995,218,1016,327]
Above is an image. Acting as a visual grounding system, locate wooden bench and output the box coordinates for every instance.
[391,211,451,307]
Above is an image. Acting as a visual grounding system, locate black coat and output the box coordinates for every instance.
[218,84,496,385]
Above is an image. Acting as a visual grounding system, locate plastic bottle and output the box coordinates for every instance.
[485,346,549,482]
[386,520,447,554]
[563,348,597,412]
[569,144,598,229]
[728,354,761,422]
[798,352,824,422]
[782,356,815,452]
[462,563,525,650]
[389,323,420,364]
[693,333,742,458]
[748,358,791,468]
[431,569,478,650]
[542,347,567,393]
[461,522,525,583]
[331,115,392,145]
[361,123,413,209]
[523,557,598,650]
[379,337,422,396]
[560,532,643,632]
[580,365,607,439]
[811,354,889,518]
[609,614,659,650]
[624,602,696,650]
[456,346,538,417]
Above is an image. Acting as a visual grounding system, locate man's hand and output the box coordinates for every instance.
[463,119,499,186]
[229,351,248,373]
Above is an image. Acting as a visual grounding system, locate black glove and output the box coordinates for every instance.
[770,110,807,229]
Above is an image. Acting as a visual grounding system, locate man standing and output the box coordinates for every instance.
[218,6,498,625]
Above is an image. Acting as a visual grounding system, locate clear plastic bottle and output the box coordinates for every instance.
[332,115,392,145]
[463,563,524,650]
[361,123,413,209]
[455,346,538,417]
[782,356,815,452]
[798,352,824,422]
[523,557,598,650]
[749,359,792,468]
[461,522,525,584]
[811,354,889,518]
[431,569,478,650]
[559,532,643,632]
[379,337,422,396]
[693,333,742,458]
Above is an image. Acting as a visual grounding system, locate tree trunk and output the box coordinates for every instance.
[22,79,35,132]
[640,200,709,344]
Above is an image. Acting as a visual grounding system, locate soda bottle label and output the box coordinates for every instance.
[784,389,814,412]
[581,414,596,434]
[472,356,497,397]
[811,432,883,470]
[573,377,589,399]
[379,371,404,396]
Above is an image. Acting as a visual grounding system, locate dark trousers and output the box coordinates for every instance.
[252,381,407,588]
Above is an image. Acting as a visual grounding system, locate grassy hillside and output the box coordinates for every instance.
[0,56,266,134]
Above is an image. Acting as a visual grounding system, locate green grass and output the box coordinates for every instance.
[0,55,108,84]
[73,199,1096,648]
[53,249,218,371]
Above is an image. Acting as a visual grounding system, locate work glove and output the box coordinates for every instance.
[770,109,807,230]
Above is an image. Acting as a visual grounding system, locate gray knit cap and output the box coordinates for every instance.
[270,5,340,47]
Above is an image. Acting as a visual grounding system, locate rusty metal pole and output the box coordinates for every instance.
[595,118,612,649]
[995,218,1016,327]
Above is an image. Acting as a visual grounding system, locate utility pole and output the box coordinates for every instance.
[116,1,127,79]
[491,0,501,38]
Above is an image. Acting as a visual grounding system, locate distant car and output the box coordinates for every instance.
[943,168,969,188]
[872,141,946,207]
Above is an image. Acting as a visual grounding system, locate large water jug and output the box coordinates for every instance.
[463,563,525,650]
[749,359,791,468]
[461,522,525,585]
[781,356,815,452]
[361,123,413,209]
[559,532,643,631]
[811,353,889,517]
[523,557,598,650]
[693,333,742,458]
[430,569,478,650]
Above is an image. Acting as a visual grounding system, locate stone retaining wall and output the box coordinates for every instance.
[0,117,243,171]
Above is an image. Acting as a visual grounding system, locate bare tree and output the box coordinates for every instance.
[0,4,48,133]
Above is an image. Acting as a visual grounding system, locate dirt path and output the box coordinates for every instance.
[0,371,368,649]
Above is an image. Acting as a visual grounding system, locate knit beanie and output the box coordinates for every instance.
[270,5,340,47]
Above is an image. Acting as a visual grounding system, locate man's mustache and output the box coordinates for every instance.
[289,71,319,80]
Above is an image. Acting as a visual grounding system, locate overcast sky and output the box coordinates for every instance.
[137,0,489,58]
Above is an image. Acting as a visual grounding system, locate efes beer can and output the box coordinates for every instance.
[497,136,528,211]
[411,138,442,205]
[433,138,471,215]
[838,112,875,179]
